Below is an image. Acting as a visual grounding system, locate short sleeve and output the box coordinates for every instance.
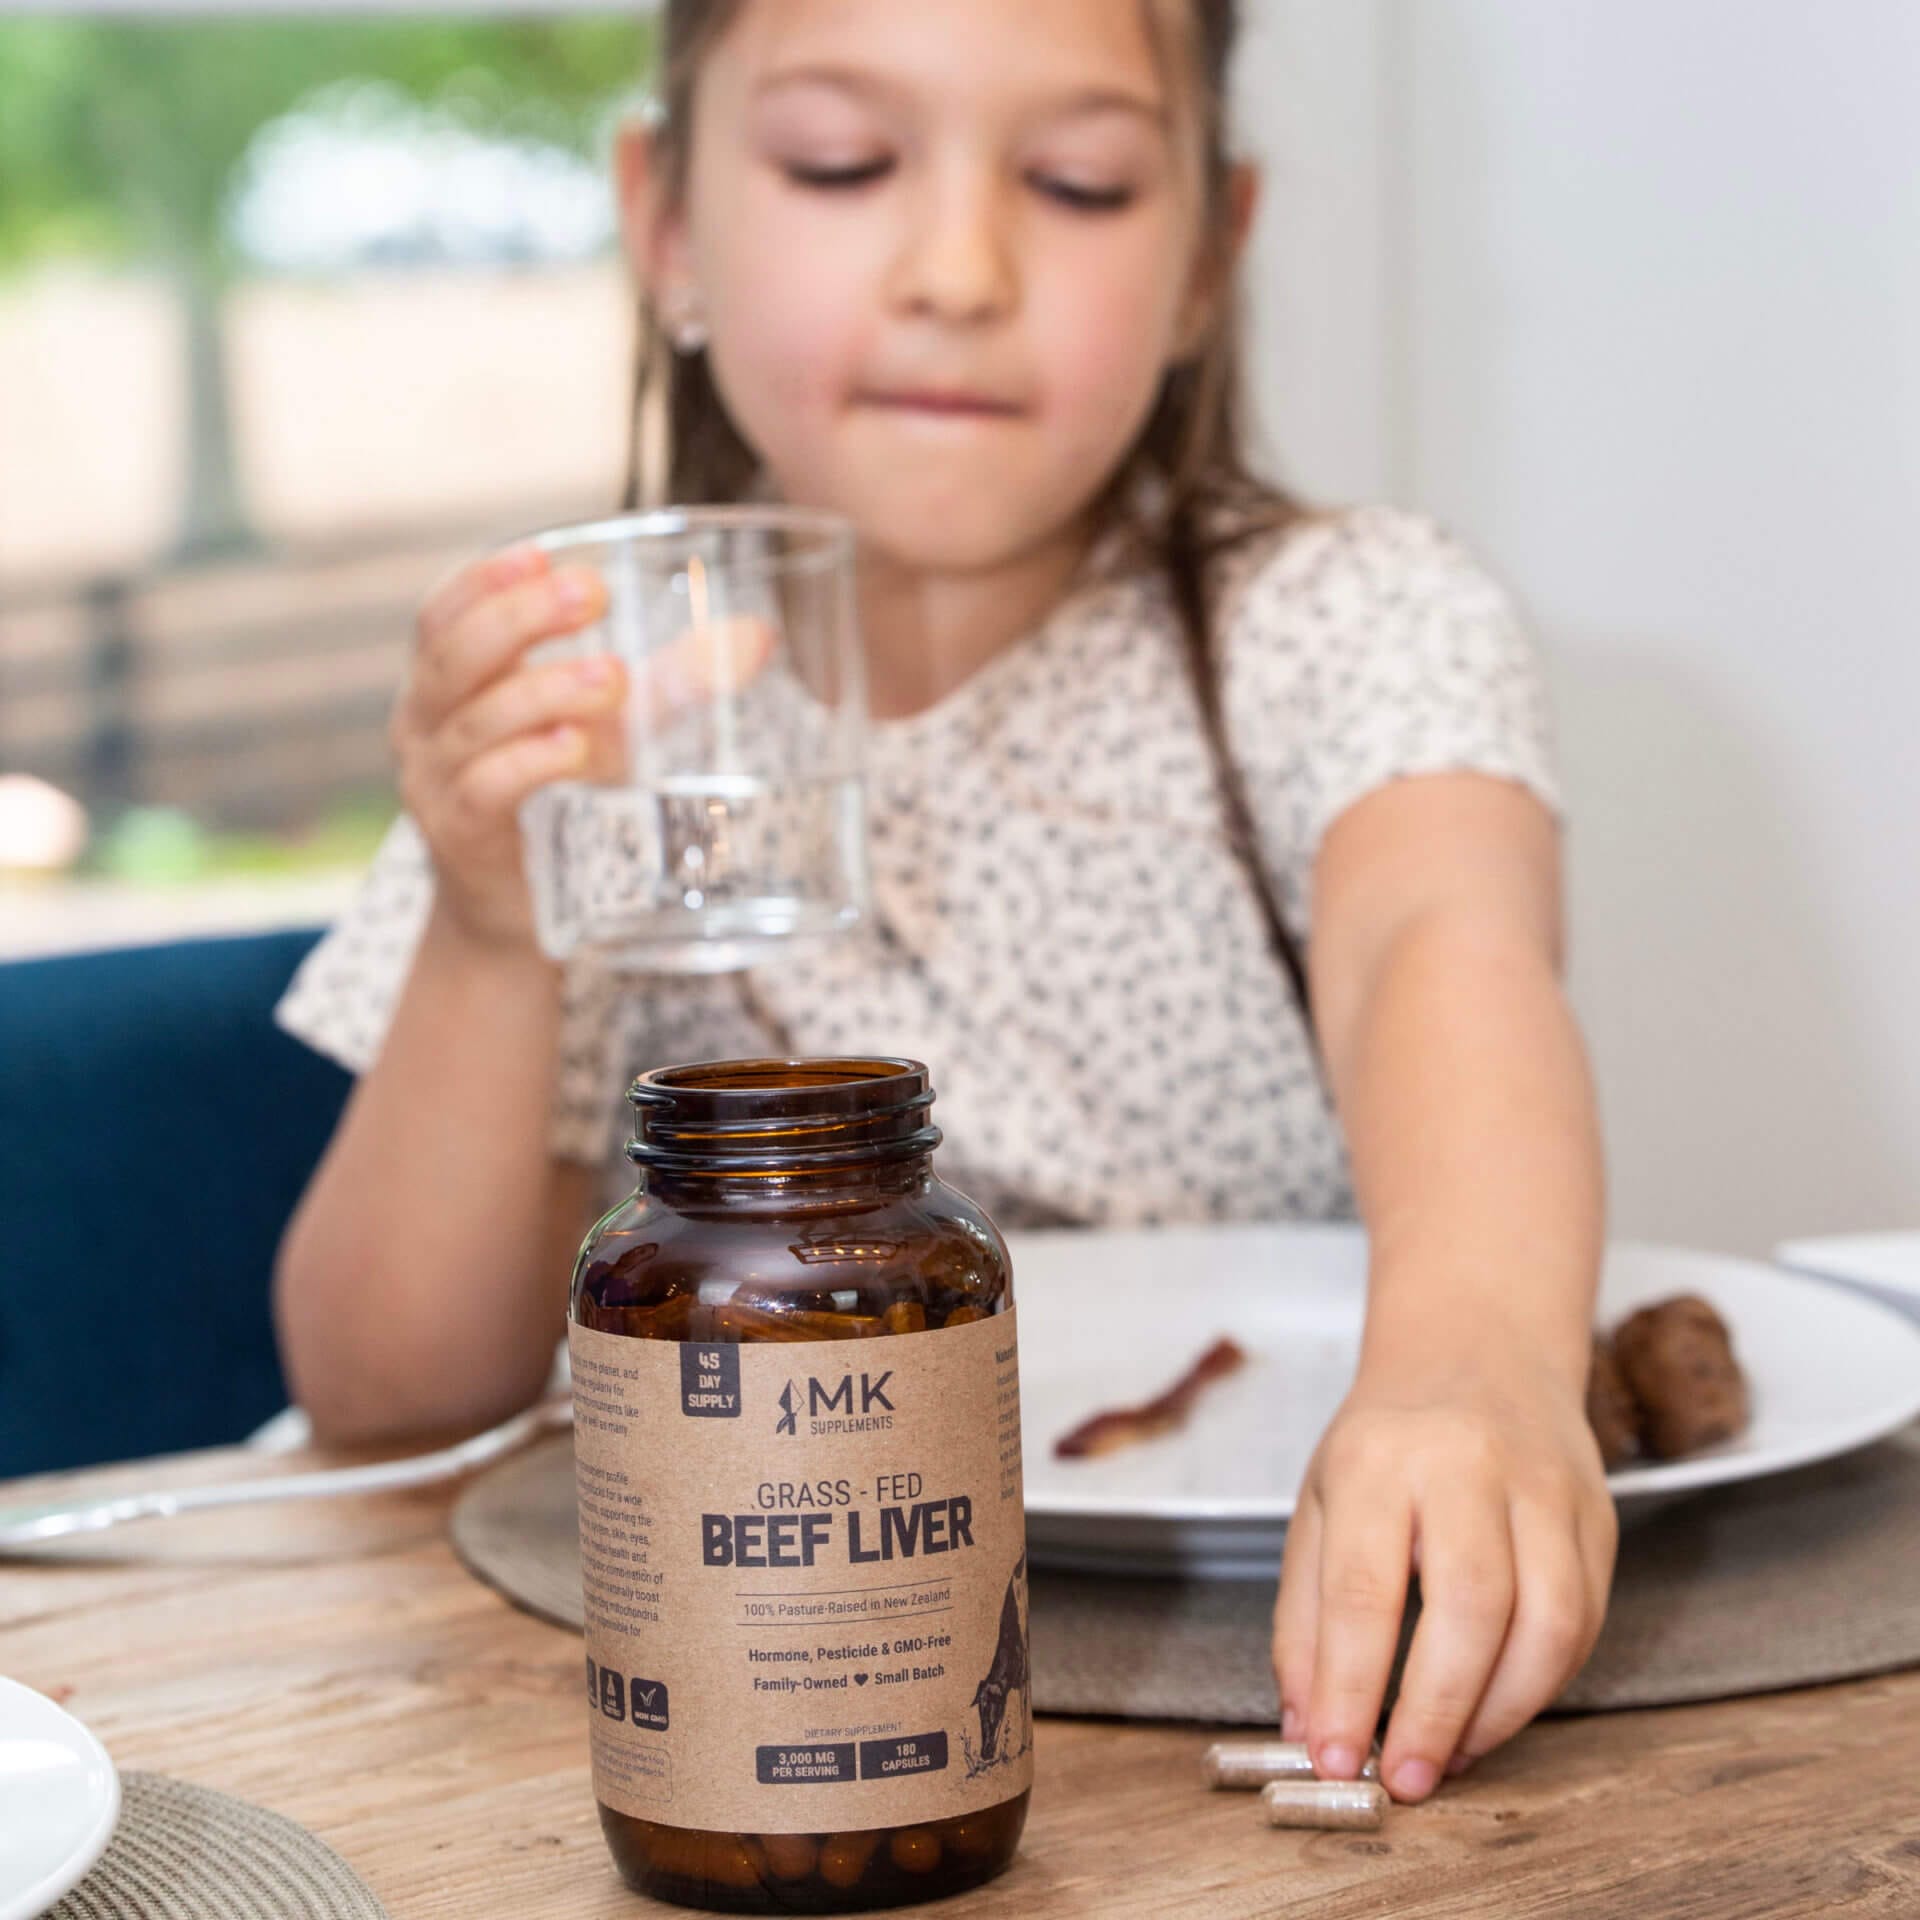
[1218,505,1562,930]
[274,813,630,1166]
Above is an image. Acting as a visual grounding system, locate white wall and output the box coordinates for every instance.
[1239,0,1919,1255]
[1234,0,1396,502]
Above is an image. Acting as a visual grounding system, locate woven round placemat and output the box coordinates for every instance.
[451,1427,1920,1719]
[49,1772,387,1920]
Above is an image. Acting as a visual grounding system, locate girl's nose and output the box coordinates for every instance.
[887,170,1019,326]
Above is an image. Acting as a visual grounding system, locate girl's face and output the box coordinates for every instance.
[640,0,1211,571]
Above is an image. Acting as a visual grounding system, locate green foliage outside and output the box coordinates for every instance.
[0,13,654,555]
[0,14,654,860]
[0,14,653,279]
[85,793,399,884]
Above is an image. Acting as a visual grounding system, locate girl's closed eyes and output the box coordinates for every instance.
[780,155,892,191]
[752,74,894,192]
[777,158,1141,217]
[1027,176,1139,215]
[1021,100,1172,215]
[755,72,1165,218]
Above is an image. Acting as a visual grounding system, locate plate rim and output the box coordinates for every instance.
[0,1674,122,1920]
[1776,1233,1920,1300]
[1016,1231,1920,1523]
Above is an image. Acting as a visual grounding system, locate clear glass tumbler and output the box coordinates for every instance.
[519,507,867,973]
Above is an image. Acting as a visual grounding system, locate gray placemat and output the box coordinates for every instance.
[451,1427,1920,1718]
[49,1773,387,1920]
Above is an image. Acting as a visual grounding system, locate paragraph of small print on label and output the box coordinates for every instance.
[569,1308,1031,1834]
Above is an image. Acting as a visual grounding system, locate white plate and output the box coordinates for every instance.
[1777,1233,1920,1326]
[1013,1224,1920,1579]
[0,1676,120,1920]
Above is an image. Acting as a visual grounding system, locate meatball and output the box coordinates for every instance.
[1585,1337,1642,1468]
[1612,1294,1749,1460]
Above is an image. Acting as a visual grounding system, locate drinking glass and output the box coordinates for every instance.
[519,507,867,972]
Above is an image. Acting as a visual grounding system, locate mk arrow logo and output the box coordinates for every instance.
[775,1371,896,1434]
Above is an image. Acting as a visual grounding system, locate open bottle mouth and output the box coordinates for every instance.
[626,1057,941,1172]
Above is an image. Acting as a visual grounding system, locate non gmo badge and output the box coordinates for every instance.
[588,1658,671,1731]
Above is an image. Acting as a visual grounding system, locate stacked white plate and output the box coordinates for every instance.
[1777,1233,1920,1327]
[1013,1224,1920,1579]
[0,1676,119,1920]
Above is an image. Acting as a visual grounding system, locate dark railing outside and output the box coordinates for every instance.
[0,502,594,833]
[79,578,138,816]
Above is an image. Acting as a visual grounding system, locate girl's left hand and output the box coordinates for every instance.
[1271,1331,1617,1803]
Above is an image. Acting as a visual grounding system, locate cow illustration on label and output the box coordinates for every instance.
[965,1551,1031,1775]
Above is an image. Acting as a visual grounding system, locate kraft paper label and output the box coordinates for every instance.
[569,1309,1032,1833]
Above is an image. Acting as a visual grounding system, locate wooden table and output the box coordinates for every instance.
[5,1442,1919,1920]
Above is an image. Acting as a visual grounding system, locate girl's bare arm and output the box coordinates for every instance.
[271,546,776,1442]
[1273,772,1614,1803]
[273,904,600,1442]
[274,545,620,1443]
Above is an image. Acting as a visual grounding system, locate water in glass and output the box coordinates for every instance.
[516,508,867,973]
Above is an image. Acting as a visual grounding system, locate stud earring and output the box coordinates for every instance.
[666,293,708,355]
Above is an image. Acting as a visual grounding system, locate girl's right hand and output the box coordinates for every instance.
[394,543,622,953]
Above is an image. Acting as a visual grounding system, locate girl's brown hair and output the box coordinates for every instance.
[624,0,1312,1017]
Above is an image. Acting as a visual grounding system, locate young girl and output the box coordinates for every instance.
[274,0,1613,1809]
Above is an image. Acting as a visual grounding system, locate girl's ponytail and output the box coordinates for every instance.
[1137,0,1315,1032]
[1163,498,1313,1031]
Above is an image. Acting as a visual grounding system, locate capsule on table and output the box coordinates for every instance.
[1202,1740,1378,1789]
[1203,1740,1315,1789]
[1260,1779,1388,1831]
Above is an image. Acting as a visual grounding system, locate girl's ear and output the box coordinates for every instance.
[613,116,693,298]
[1176,160,1262,360]
[1225,161,1262,266]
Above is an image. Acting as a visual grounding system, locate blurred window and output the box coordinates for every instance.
[0,15,648,922]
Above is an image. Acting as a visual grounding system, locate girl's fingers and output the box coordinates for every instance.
[440,724,591,842]
[417,542,546,649]
[428,657,628,782]
[410,565,608,732]
[578,706,632,786]
[1377,1485,1515,1802]
[1271,1492,1323,1742]
[1452,1498,1601,1767]
[1306,1472,1414,1780]
[1576,1477,1621,1612]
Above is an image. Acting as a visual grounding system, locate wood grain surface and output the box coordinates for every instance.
[4,1442,1918,1919]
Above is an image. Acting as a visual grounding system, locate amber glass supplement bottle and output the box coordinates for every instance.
[570,1059,1031,1913]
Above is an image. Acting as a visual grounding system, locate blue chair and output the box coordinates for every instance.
[0,929,350,1478]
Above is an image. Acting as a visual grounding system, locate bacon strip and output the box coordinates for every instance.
[1053,1336,1250,1459]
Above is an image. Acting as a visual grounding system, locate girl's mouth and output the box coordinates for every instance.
[853,388,1027,419]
